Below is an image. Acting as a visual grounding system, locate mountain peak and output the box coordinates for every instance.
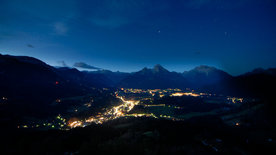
[137,65,169,75]
[153,64,168,73]
[194,65,217,72]
[154,64,163,68]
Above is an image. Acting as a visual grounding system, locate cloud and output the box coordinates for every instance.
[73,62,101,70]
[194,51,201,55]
[27,44,34,48]
[53,22,68,35]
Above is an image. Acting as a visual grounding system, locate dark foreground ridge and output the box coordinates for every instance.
[1,116,275,154]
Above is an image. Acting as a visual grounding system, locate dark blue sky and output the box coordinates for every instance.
[0,0,276,75]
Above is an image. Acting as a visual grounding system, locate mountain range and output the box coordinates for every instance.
[118,64,189,89]
[1,53,276,102]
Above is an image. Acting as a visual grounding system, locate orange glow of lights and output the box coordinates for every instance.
[171,92,199,97]
[68,117,82,128]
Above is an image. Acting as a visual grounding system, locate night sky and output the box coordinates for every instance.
[0,0,276,75]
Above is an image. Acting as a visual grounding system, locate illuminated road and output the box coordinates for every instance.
[69,96,140,128]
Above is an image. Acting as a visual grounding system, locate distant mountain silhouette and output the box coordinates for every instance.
[117,65,234,90]
[183,65,233,89]
[196,67,276,98]
[242,68,276,76]
[1,53,275,99]
[118,64,189,89]
[87,69,129,87]
[234,68,276,97]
